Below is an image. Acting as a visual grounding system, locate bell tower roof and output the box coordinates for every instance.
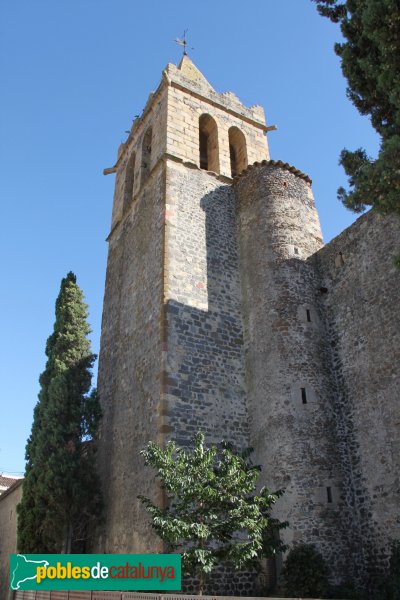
[164,59,267,129]
[177,54,215,92]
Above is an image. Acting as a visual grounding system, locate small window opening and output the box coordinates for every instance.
[141,126,152,184]
[229,144,237,175]
[335,251,345,268]
[283,181,288,188]
[327,486,333,503]
[123,151,136,212]
[200,130,208,170]
[228,126,247,177]
[301,387,307,404]
[306,309,311,322]
[294,247,299,255]
[199,114,220,173]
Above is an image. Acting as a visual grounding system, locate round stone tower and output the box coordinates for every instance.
[234,161,354,581]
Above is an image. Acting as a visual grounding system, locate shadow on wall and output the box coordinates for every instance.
[163,184,249,450]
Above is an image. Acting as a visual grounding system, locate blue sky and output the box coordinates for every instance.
[0,1,379,474]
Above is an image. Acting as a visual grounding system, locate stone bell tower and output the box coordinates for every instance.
[95,55,272,554]
[95,54,359,591]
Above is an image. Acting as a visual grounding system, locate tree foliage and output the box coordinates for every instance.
[17,272,102,553]
[139,432,286,594]
[313,0,400,214]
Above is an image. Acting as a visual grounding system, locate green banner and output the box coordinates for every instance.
[10,553,181,591]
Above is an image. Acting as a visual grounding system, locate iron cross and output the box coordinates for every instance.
[175,29,194,56]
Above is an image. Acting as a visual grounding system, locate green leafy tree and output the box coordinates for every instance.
[139,432,286,595]
[17,272,102,553]
[313,0,400,215]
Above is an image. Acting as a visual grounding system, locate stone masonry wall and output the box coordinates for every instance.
[162,160,249,450]
[0,481,22,600]
[95,162,166,553]
[235,163,354,584]
[315,210,400,581]
[111,86,168,228]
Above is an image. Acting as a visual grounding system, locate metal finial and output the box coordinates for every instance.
[175,29,194,56]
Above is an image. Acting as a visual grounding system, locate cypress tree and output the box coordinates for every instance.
[313,0,400,215]
[17,272,102,553]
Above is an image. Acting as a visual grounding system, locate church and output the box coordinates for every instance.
[1,53,399,597]
[94,53,400,592]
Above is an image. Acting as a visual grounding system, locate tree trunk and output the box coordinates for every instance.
[199,570,205,596]
[63,522,73,553]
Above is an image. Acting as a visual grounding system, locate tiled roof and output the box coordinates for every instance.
[0,474,24,496]
[233,159,312,185]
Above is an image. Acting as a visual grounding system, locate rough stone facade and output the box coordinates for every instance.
[235,165,354,581]
[96,55,400,593]
[314,209,400,581]
[163,162,249,450]
[95,160,165,553]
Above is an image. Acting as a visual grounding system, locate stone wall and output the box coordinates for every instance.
[234,163,353,583]
[95,161,166,553]
[0,481,23,600]
[12,592,329,600]
[162,160,249,449]
[315,209,400,581]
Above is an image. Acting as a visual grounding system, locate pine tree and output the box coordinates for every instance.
[17,272,102,553]
[313,0,400,214]
[139,432,286,595]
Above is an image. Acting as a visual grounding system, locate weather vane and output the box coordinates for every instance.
[175,29,194,56]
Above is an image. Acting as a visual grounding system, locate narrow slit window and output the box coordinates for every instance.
[200,130,208,170]
[306,309,311,322]
[123,151,136,212]
[327,486,333,503]
[141,126,152,184]
[335,252,345,267]
[229,144,237,175]
[294,247,299,255]
[301,387,307,404]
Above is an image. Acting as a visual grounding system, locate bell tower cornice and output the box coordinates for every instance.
[164,57,270,131]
